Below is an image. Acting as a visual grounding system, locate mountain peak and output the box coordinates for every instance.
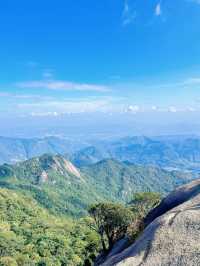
[37,153,81,177]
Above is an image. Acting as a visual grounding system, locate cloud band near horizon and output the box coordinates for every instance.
[16,80,110,92]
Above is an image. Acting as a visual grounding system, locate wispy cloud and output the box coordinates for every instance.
[123,104,199,114]
[188,0,200,4]
[155,2,162,16]
[168,106,177,113]
[122,0,136,26]
[184,77,200,85]
[125,105,140,113]
[30,111,59,117]
[42,69,54,79]
[17,97,118,115]
[0,92,12,97]
[16,80,110,92]
[0,92,52,100]
[3,74,200,117]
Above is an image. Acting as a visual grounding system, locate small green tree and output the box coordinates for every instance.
[0,257,18,266]
[88,202,134,253]
[130,192,161,218]
[127,192,161,240]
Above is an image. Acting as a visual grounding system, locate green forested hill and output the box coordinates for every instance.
[0,154,194,218]
[81,159,194,202]
[0,154,102,217]
[0,154,196,266]
[0,188,100,266]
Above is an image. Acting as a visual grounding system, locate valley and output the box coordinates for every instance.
[0,136,199,265]
[0,153,195,217]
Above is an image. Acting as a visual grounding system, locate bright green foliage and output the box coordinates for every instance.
[81,159,189,202]
[88,202,134,252]
[0,189,100,266]
[0,155,188,218]
[0,154,102,217]
[130,192,161,218]
[0,154,177,264]
[126,192,161,241]
[0,257,18,266]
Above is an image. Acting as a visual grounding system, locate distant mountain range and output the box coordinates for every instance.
[0,154,195,217]
[0,136,88,164]
[1,135,200,172]
[72,135,200,172]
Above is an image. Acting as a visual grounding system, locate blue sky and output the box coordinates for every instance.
[1,0,200,136]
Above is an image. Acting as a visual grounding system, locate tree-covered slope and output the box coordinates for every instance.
[81,159,194,202]
[0,155,194,218]
[0,188,100,266]
[0,154,101,217]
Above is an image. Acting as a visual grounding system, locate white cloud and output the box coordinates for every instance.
[42,69,54,79]
[168,106,177,113]
[16,80,110,92]
[155,3,162,16]
[123,0,129,14]
[151,105,158,111]
[125,105,140,113]
[17,97,117,115]
[184,77,200,85]
[122,0,136,26]
[187,107,196,112]
[31,111,59,117]
[0,92,52,100]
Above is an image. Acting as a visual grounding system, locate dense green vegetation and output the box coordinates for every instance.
[0,188,161,266]
[87,193,161,261]
[0,154,192,218]
[0,188,100,266]
[89,203,134,252]
[0,154,102,217]
[81,159,192,201]
[129,192,161,218]
[0,153,192,265]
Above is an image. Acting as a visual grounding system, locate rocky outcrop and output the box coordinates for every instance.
[102,179,200,266]
[62,159,82,179]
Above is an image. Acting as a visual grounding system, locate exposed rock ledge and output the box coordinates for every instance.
[101,179,200,266]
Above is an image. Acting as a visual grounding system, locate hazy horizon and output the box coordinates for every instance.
[1,111,200,139]
[1,0,200,138]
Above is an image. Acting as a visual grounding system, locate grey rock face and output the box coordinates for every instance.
[102,179,200,266]
[145,178,200,225]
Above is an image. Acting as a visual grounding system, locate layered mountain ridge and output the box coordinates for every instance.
[0,154,96,217]
[2,135,200,173]
[0,154,196,217]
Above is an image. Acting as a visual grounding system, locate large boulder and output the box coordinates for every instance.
[102,179,200,266]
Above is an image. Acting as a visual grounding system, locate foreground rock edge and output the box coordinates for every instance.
[101,179,200,266]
